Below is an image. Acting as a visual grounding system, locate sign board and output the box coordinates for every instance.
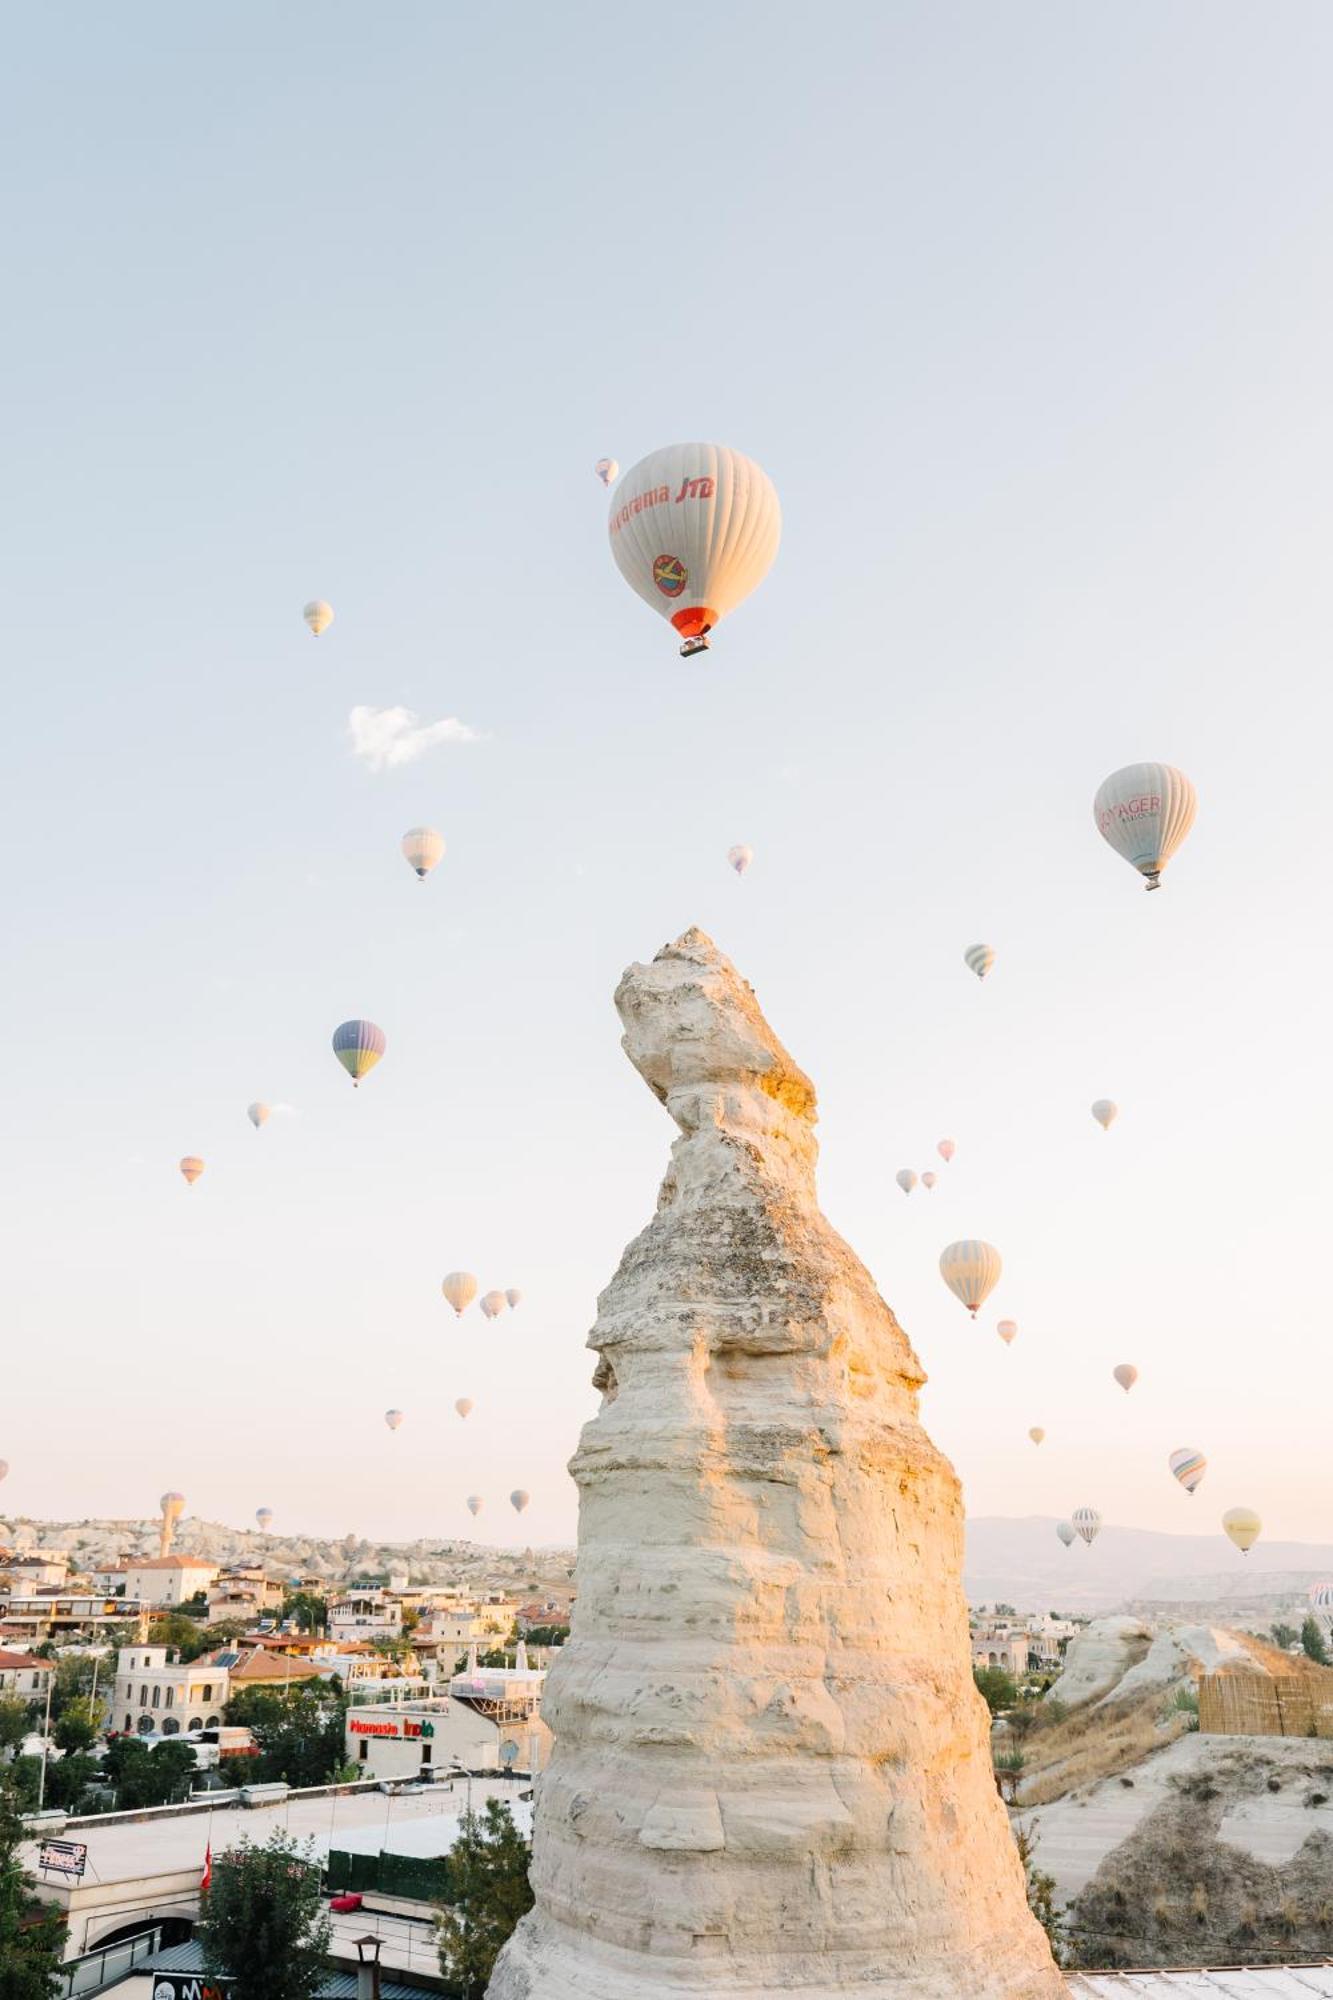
[37,1838,87,1879]
[150,1978,229,2000]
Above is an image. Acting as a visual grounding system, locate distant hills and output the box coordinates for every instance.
[965,1514,1333,1615]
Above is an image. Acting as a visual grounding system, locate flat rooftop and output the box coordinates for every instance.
[1066,1970,1333,1995]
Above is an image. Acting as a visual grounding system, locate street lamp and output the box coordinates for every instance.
[353,1934,382,2000]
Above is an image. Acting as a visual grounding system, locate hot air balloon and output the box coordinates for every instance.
[964,944,995,981]
[401,828,445,879]
[1309,1581,1333,1615]
[939,1240,1002,1317]
[896,1169,918,1196]
[442,1272,478,1316]
[727,844,754,876]
[1056,1520,1076,1548]
[455,1398,474,1420]
[332,1020,385,1087]
[159,1490,185,1557]
[594,458,618,487]
[1092,1100,1118,1131]
[0,1462,8,1483]
[1222,1506,1261,1554]
[921,1171,938,1190]
[303,599,334,637]
[1028,1427,1045,1446]
[1093,763,1197,892]
[179,1157,204,1186]
[1072,1507,1101,1547]
[510,1489,531,1515]
[247,1103,270,1129]
[384,1409,404,1432]
[479,1290,507,1320]
[1168,1448,1207,1496]
[608,443,781,657]
[466,1495,484,1518]
[997,1319,1018,1345]
[937,1139,956,1164]
[504,1289,522,1309]
[255,1507,274,1532]
[1112,1364,1138,1393]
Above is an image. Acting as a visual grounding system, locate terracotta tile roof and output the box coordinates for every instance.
[0,1650,53,1670]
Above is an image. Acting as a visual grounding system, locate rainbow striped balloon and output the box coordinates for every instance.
[332,1019,386,1087]
[1168,1447,1207,1496]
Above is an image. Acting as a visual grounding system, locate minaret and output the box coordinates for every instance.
[489,929,1063,1999]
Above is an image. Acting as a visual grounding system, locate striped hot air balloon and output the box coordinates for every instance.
[1309,1581,1333,1616]
[964,944,995,980]
[1094,762,1197,891]
[442,1272,478,1316]
[179,1157,205,1186]
[332,1020,386,1087]
[1072,1507,1101,1547]
[1168,1447,1207,1495]
[608,443,781,658]
[939,1240,1002,1317]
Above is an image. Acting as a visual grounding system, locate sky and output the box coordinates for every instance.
[3,4,1332,1551]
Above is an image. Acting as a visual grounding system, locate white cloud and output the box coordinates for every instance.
[347,705,482,772]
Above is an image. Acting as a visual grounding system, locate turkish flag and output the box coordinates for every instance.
[201,1842,212,1893]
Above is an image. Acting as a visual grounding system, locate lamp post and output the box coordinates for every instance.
[353,1933,382,2000]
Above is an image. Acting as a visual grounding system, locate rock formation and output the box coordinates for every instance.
[488,928,1064,1998]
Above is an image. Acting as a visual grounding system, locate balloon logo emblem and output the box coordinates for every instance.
[653,554,687,598]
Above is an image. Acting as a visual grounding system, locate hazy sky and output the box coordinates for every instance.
[4,5,1332,1552]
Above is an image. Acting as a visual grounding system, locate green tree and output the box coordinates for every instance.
[973,1665,1018,1714]
[0,1775,67,1997]
[435,1801,534,1998]
[223,1683,347,1788]
[52,1700,99,1755]
[1271,1621,1300,1649]
[521,1625,568,1647]
[146,1611,220,1664]
[1301,1615,1330,1666]
[101,1737,197,1809]
[198,1830,331,2000]
[0,1700,31,1760]
[1014,1822,1065,1966]
[42,1752,99,1813]
[281,1591,327,1635]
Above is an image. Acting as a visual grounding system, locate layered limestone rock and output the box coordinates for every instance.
[488,929,1064,1999]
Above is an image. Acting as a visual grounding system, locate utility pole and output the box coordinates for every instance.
[36,1666,54,1809]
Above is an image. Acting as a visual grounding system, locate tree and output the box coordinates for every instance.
[146,1612,218,1664]
[52,1700,99,1755]
[0,1775,67,1997]
[0,1701,30,1761]
[198,1830,331,2000]
[436,1802,534,1998]
[521,1625,568,1647]
[281,1591,327,1635]
[101,1737,197,1809]
[42,1753,99,1814]
[973,1665,1018,1714]
[1301,1616,1330,1666]
[223,1683,347,1788]
[1271,1621,1300,1649]
[1014,1822,1065,1966]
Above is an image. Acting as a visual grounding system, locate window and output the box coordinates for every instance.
[136,1714,154,1736]
[165,1687,174,1708]
[205,1714,220,1728]
[188,1717,202,1731]
[358,1740,369,1762]
[152,1687,161,1708]
[161,1716,180,1735]
[201,1683,212,1701]
[125,1714,132,1732]
[140,1687,149,1707]
[422,1744,432,1764]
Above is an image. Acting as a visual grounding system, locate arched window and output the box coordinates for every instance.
[165,1687,174,1708]
[136,1714,154,1736]
[151,1687,161,1709]
[140,1687,149,1706]
[188,1717,203,1731]
[125,1714,133,1731]
[205,1714,220,1728]
[161,1716,180,1735]
[201,1683,212,1701]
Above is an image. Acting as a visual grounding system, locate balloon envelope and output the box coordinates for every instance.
[255,1508,273,1531]
[1028,1427,1045,1445]
[401,827,445,879]
[179,1157,204,1185]
[594,457,618,486]
[895,1168,917,1195]
[1112,1364,1138,1392]
[1168,1448,1207,1495]
[1056,1520,1076,1548]
[466,1495,483,1517]
[727,844,754,876]
[303,599,334,637]
[160,1491,184,1517]
[332,1020,385,1087]
[454,1398,474,1420]
[479,1290,507,1320]
[247,1103,270,1129]
[384,1409,404,1432]
[609,443,781,656]
[1072,1507,1101,1546]
[921,1171,937,1190]
[937,1139,956,1163]
[0,1462,8,1483]
[504,1289,523,1309]
[1092,1099,1118,1131]
[1309,1581,1333,1614]
[939,1240,1002,1316]
[442,1272,478,1316]
[964,944,995,981]
[997,1319,1018,1345]
[1223,1506,1261,1553]
[510,1489,531,1514]
[1094,762,1197,890]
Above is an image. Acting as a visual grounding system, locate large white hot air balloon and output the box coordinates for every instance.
[727,844,754,877]
[479,1290,507,1320]
[1112,1364,1138,1393]
[247,1103,270,1129]
[964,944,995,981]
[401,828,445,879]
[1072,1507,1101,1547]
[442,1272,478,1316]
[454,1398,474,1420]
[466,1494,484,1518]
[303,599,334,637]
[1056,1520,1076,1548]
[1222,1506,1261,1554]
[895,1169,918,1196]
[384,1409,404,1432]
[510,1489,531,1515]
[1091,1099,1118,1131]
[939,1240,1002,1317]
[594,457,618,487]
[504,1289,523,1309]
[608,443,780,657]
[1168,1448,1207,1496]
[997,1319,1018,1346]
[1094,762,1197,891]
[1028,1427,1045,1446]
